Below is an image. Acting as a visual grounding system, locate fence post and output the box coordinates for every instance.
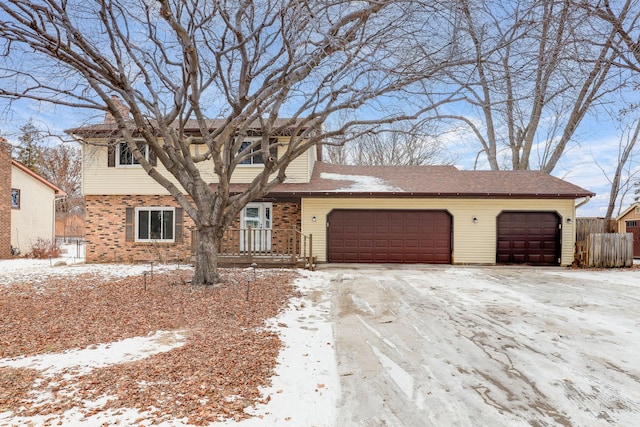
[309,234,313,270]
[247,226,253,262]
[291,228,297,264]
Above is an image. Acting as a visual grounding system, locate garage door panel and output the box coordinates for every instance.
[328,210,451,264]
[497,212,560,266]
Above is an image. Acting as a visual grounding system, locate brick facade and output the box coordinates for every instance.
[0,139,11,259]
[85,195,302,263]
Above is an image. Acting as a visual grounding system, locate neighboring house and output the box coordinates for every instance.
[10,159,66,255]
[0,137,66,258]
[67,118,594,267]
[616,203,640,258]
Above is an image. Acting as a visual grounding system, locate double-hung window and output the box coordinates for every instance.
[135,207,175,242]
[238,139,277,165]
[116,141,149,167]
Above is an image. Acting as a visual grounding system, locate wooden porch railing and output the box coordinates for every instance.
[191,227,314,269]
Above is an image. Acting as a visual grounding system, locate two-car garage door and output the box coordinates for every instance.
[327,210,452,263]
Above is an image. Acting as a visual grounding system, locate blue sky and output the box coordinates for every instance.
[1,96,636,219]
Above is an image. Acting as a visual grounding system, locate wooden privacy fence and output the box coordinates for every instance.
[576,233,633,268]
[575,217,615,241]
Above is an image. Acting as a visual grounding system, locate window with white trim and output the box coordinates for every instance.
[11,188,20,209]
[117,141,149,167]
[135,207,175,242]
[238,139,277,165]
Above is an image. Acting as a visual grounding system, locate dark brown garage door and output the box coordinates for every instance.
[497,211,560,265]
[328,210,451,263]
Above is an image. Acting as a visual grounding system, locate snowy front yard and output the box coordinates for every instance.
[0,259,338,426]
[1,258,640,426]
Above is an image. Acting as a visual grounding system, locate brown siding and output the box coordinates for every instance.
[0,140,11,259]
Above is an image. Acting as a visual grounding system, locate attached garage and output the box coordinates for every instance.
[496,211,561,265]
[327,209,452,263]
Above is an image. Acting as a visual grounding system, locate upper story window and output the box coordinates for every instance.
[11,188,20,209]
[117,141,149,167]
[238,139,277,165]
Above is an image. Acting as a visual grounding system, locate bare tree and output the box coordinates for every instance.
[435,0,625,173]
[581,0,640,73]
[325,122,451,166]
[39,144,83,214]
[0,0,464,284]
[592,118,640,228]
[580,1,640,218]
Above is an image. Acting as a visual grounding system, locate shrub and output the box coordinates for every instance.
[28,238,60,259]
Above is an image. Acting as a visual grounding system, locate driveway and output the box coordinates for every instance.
[321,265,640,427]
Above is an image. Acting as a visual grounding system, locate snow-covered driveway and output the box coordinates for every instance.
[325,265,640,427]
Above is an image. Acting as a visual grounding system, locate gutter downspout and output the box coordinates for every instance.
[575,196,591,209]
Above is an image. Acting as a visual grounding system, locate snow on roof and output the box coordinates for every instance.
[320,172,403,192]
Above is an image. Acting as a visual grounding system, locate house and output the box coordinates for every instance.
[67,119,594,267]
[0,137,66,258]
[616,203,640,258]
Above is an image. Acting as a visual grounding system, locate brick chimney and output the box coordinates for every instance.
[0,137,12,258]
[104,95,131,124]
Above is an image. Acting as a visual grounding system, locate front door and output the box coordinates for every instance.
[240,203,272,252]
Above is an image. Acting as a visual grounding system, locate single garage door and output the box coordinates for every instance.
[496,211,560,265]
[327,210,451,263]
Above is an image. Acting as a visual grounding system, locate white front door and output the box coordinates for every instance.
[240,203,272,252]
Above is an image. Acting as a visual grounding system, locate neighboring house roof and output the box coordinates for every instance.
[66,118,312,138]
[215,162,594,199]
[11,160,67,196]
[616,202,640,221]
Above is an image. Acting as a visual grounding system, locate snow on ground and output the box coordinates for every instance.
[327,265,640,426]
[0,330,188,376]
[320,172,402,192]
[0,243,186,286]
[0,256,340,427]
[3,255,640,426]
[208,270,340,427]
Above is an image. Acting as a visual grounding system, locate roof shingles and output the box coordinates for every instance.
[230,162,594,198]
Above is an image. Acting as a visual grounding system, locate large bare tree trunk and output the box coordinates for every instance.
[193,225,222,286]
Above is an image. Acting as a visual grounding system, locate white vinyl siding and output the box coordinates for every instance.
[10,166,57,254]
[82,139,314,194]
[301,197,576,266]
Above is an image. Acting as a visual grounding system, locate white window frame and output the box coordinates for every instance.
[116,141,149,167]
[238,140,264,166]
[240,202,272,252]
[237,139,277,166]
[134,207,176,242]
